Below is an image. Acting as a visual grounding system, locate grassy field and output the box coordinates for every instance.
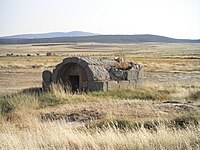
[0,42,200,149]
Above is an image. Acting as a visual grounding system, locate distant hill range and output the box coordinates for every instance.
[0,32,199,44]
[0,31,98,39]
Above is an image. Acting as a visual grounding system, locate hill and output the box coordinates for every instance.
[0,34,199,44]
[0,31,97,39]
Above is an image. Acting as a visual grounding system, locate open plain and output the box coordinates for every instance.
[0,42,200,149]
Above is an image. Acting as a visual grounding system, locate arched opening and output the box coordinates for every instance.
[56,63,91,92]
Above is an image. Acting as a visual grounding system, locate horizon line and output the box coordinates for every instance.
[0,31,200,40]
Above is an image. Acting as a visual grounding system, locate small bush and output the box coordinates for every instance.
[169,116,199,129]
[188,91,200,101]
[38,92,65,108]
[0,94,39,115]
[143,120,159,131]
[0,100,15,115]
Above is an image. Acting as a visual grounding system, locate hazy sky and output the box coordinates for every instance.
[0,0,200,39]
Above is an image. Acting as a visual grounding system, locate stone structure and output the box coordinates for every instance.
[42,56,143,92]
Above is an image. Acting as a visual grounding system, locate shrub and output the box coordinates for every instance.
[143,120,159,131]
[169,116,199,129]
[0,100,15,115]
[188,91,200,101]
[38,92,65,108]
[0,93,39,115]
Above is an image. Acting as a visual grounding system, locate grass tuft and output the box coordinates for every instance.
[85,118,141,130]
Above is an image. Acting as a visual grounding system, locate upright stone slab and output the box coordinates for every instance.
[42,70,52,91]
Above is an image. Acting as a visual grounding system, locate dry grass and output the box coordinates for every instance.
[131,57,200,73]
[0,85,199,149]
[0,118,199,150]
[0,43,199,96]
[0,43,200,149]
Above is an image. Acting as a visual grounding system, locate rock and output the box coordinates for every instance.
[109,67,127,80]
[42,70,52,91]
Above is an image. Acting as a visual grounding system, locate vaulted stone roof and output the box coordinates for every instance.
[52,56,119,81]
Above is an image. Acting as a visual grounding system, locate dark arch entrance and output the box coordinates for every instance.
[56,63,91,92]
[69,75,79,92]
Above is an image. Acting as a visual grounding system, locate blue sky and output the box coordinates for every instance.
[0,0,200,39]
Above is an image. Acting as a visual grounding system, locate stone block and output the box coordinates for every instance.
[88,81,106,91]
[107,81,120,90]
[127,69,139,80]
[118,81,131,88]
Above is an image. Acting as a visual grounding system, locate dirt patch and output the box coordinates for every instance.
[143,72,200,87]
[41,109,106,123]
[0,70,41,96]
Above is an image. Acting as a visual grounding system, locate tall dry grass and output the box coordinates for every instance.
[0,84,199,150]
[0,117,199,150]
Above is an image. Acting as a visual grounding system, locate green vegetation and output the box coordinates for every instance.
[90,88,172,101]
[0,87,174,115]
[171,116,199,129]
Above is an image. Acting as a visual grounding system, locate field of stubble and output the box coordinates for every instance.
[0,43,200,150]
